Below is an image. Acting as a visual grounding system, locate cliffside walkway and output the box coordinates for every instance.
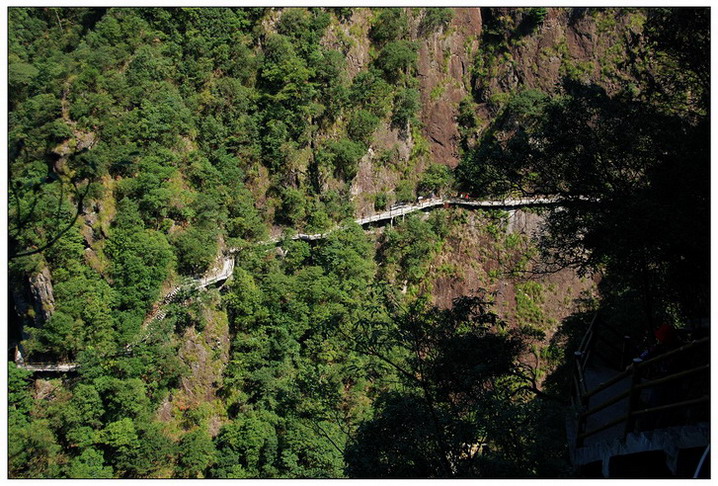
[18,362,80,373]
[196,256,235,290]
[17,194,582,373]
[256,194,573,244]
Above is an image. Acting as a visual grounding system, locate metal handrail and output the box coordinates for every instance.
[582,367,632,400]
[576,335,710,447]
[578,413,631,441]
[634,364,710,391]
[580,389,632,418]
[635,337,709,371]
[630,395,710,418]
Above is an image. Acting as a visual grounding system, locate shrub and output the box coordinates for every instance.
[278,187,307,226]
[457,98,477,129]
[369,8,407,45]
[391,88,420,129]
[327,138,366,181]
[525,7,548,27]
[172,226,218,276]
[347,110,379,145]
[419,8,453,36]
[349,69,393,117]
[418,164,453,195]
[395,180,414,202]
[375,41,418,82]
[374,192,388,210]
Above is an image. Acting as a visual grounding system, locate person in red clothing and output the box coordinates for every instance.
[639,323,679,362]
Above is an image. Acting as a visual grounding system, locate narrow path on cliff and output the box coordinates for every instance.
[17,193,590,372]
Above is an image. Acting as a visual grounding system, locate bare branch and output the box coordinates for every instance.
[10,179,91,260]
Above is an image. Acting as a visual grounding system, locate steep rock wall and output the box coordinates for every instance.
[426,210,596,330]
[417,8,482,168]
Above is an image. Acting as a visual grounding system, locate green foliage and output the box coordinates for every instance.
[349,69,393,117]
[211,412,278,477]
[391,87,420,128]
[515,281,546,329]
[375,40,418,82]
[177,427,217,478]
[456,89,551,197]
[132,422,178,477]
[524,8,548,29]
[319,138,366,181]
[172,226,218,276]
[369,8,407,45]
[374,192,388,210]
[346,391,446,477]
[347,109,379,145]
[8,7,709,480]
[107,217,174,342]
[102,418,141,475]
[330,8,353,22]
[67,448,114,479]
[9,418,63,478]
[216,221,383,478]
[457,97,479,147]
[314,49,349,121]
[419,8,454,36]
[9,60,40,93]
[346,296,542,477]
[277,187,307,226]
[395,180,414,203]
[379,214,443,284]
[505,88,550,119]
[461,54,709,324]
[225,186,267,243]
[9,363,33,419]
[133,83,193,147]
[118,152,178,227]
[418,163,453,195]
[93,376,153,422]
[277,8,312,39]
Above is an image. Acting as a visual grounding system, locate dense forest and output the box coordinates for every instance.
[8,7,709,478]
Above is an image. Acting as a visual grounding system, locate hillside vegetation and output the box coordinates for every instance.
[8,7,708,478]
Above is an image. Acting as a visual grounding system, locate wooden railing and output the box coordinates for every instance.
[574,336,710,447]
[572,313,599,401]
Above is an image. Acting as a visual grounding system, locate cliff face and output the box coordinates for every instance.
[409,7,644,320]
[9,264,57,345]
[426,209,596,327]
[415,7,642,171]
[341,8,642,195]
[416,8,482,168]
[474,8,642,98]
[29,266,56,326]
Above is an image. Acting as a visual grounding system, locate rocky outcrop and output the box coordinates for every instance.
[10,282,32,342]
[350,120,416,217]
[29,266,55,326]
[321,8,373,80]
[156,299,230,437]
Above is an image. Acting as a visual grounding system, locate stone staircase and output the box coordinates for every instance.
[569,319,710,478]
